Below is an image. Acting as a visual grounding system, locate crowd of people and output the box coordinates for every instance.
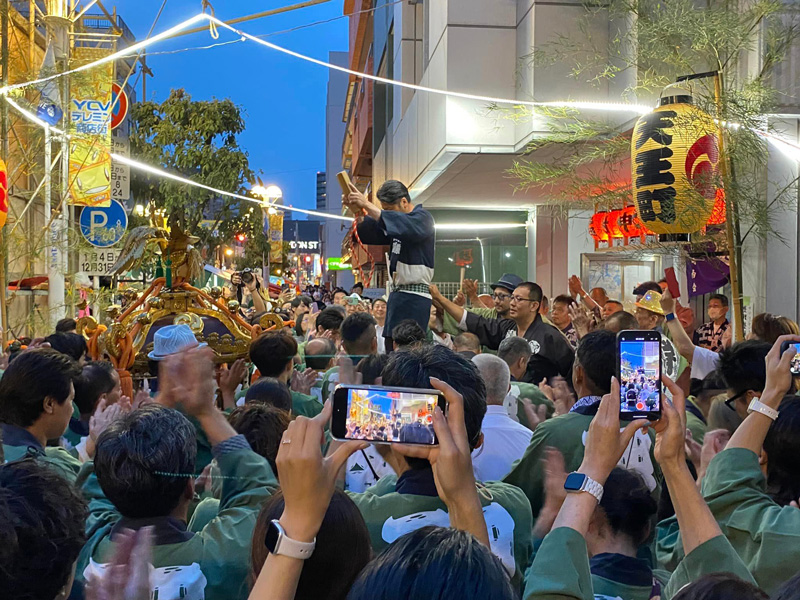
[3,184,800,599]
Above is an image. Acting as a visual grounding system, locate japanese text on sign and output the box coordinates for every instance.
[80,248,118,276]
[634,110,678,225]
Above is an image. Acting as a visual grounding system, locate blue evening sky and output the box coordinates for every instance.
[112,0,348,217]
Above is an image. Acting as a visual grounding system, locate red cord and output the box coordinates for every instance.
[350,218,377,287]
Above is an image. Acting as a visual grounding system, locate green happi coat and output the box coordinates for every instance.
[657,447,800,595]
[504,406,660,518]
[3,443,81,482]
[511,381,555,429]
[347,470,533,589]
[75,445,278,600]
[524,527,755,600]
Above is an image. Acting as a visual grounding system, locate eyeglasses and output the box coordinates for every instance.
[510,295,535,304]
[724,390,748,411]
[493,293,511,301]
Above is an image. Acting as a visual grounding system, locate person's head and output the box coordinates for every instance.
[383,345,485,469]
[586,468,656,556]
[539,295,550,316]
[551,294,576,329]
[376,180,413,213]
[294,313,312,338]
[707,294,729,322]
[672,573,768,600]
[634,290,665,330]
[333,289,347,306]
[305,338,336,372]
[371,297,387,322]
[573,330,615,397]
[0,459,88,600]
[749,313,798,343]
[762,396,800,506]
[291,295,311,319]
[316,306,344,343]
[472,354,510,406]
[509,282,543,322]
[497,336,532,381]
[249,332,298,382]
[94,404,196,519]
[489,274,522,317]
[345,293,362,315]
[453,332,481,355]
[341,312,378,358]
[632,281,662,300]
[347,526,516,600]
[244,377,293,412]
[351,283,364,295]
[602,299,624,319]
[716,340,771,418]
[227,404,290,475]
[602,310,638,334]
[45,332,88,366]
[356,353,390,385]
[0,349,80,441]
[252,490,371,600]
[391,319,427,350]
[73,361,121,418]
[55,318,77,334]
[590,287,609,307]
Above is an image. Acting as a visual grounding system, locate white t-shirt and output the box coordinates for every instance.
[691,345,721,380]
[471,405,533,482]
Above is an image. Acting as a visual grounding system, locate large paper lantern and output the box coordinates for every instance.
[0,159,7,230]
[589,212,609,242]
[631,96,721,234]
[604,209,624,238]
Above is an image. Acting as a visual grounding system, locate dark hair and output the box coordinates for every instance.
[372,297,387,306]
[94,404,196,518]
[250,332,297,377]
[376,180,411,205]
[517,281,543,303]
[602,311,638,333]
[0,349,81,427]
[356,353,390,384]
[341,312,377,357]
[382,345,485,467]
[352,282,364,290]
[252,490,372,600]
[606,299,624,309]
[540,295,549,309]
[316,306,345,333]
[672,572,768,600]
[294,314,308,338]
[498,336,532,365]
[305,338,337,371]
[44,332,88,362]
[633,281,662,296]
[763,396,800,506]
[716,340,771,395]
[55,317,77,333]
[347,526,515,600]
[391,319,427,348]
[575,330,616,395]
[709,293,729,307]
[228,405,290,474]
[553,294,577,307]
[291,295,312,309]
[751,313,798,344]
[245,377,293,412]
[73,361,117,416]
[597,468,656,546]
[0,459,88,600]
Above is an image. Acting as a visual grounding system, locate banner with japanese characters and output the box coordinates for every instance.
[68,47,113,207]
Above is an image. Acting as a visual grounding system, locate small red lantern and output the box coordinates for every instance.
[589,212,609,242]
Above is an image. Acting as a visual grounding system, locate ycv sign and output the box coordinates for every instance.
[79,199,127,247]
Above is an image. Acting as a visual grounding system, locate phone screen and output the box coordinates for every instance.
[618,332,662,418]
[332,386,444,445]
[782,341,800,375]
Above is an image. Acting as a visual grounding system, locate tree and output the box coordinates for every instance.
[129,89,260,258]
[506,0,800,335]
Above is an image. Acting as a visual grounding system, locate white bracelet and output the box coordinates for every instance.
[747,398,779,421]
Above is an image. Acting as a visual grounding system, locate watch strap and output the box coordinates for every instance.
[747,398,779,421]
[269,520,316,559]
[665,312,676,322]
[565,472,604,503]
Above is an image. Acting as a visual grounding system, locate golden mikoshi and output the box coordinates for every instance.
[631,96,721,235]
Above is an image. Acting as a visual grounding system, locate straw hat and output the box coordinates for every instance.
[634,290,665,316]
[147,324,207,361]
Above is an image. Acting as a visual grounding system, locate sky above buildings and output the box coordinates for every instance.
[113,0,349,217]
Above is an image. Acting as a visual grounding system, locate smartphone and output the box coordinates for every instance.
[617,330,662,420]
[664,267,681,299]
[331,384,446,445]
[337,170,353,195]
[780,340,800,375]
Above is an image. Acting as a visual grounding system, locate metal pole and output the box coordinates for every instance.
[44,126,63,330]
[0,0,10,343]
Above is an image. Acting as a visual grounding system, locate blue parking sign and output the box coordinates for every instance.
[79,199,128,247]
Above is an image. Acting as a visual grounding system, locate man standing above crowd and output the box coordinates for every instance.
[372,297,387,353]
[345,180,435,349]
[431,281,574,383]
[550,295,579,348]
[694,293,730,352]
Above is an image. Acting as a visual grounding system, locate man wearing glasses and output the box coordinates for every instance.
[431,281,574,383]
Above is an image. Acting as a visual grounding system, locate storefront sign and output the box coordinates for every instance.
[289,240,320,251]
[327,257,351,271]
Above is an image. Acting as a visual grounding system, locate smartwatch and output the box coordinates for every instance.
[265,520,316,559]
[564,472,604,503]
[747,398,779,421]
[665,312,676,322]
